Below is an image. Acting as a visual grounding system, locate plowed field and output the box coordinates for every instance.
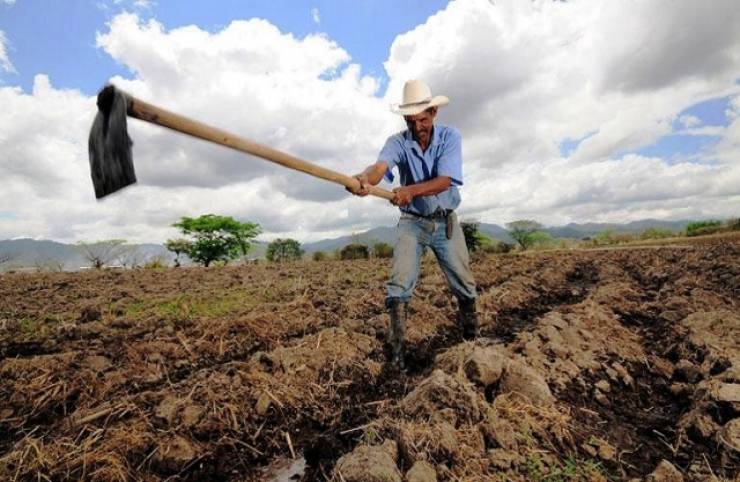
[1,239,738,481]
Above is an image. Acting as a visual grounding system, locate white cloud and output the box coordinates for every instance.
[0,14,394,243]
[383,0,740,224]
[311,7,320,25]
[678,114,701,129]
[1,0,16,5]
[2,1,740,246]
[0,31,16,73]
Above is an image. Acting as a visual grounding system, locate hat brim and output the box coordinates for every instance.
[391,95,449,116]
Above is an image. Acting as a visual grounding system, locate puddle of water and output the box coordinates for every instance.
[261,456,307,482]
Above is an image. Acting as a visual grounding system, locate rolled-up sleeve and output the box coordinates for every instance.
[436,128,463,186]
[378,135,403,183]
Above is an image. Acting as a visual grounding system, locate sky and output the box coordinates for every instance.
[0,0,739,244]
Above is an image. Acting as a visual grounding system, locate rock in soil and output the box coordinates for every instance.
[333,440,402,482]
[718,418,740,453]
[498,360,554,405]
[83,355,111,372]
[152,435,199,473]
[401,369,483,424]
[405,460,437,482]
[645,459,684,482]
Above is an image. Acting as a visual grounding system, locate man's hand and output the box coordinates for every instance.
[391,186,415,206]
[347,174,371,196]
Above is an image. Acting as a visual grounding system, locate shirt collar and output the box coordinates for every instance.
[403,125,439,150]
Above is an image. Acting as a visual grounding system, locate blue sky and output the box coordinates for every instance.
[560,95,734,161]
[1,0,733,163]
[0,0,447,95]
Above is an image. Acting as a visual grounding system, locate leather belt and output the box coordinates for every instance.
[404,209,454,239]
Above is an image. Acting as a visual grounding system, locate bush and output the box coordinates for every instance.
[312,251,328,262]
[143,257,167,269]
[686,220,721,237]
[373,242,394,258]
[640,228,674,240]
[529,231,553,249]
[340,243,369,260]
[590,230,633,245]
[482,241,513,254]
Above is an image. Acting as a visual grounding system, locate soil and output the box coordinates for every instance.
[0,239,738,481]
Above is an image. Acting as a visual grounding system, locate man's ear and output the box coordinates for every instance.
[428,107,438,118]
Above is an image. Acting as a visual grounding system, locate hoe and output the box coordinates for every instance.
[88,84,395,201]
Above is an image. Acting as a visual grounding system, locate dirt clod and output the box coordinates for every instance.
[498,360,554,405]
[406,460,437,482]
[334,440,402,482]
[646,459,684,482]
[153,434,199,473]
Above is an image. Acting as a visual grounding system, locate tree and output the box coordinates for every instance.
[165,238,192,267]
[373,242,394,258]
[460,220,496,253]
[461,220,482,252]
[340,243,369,260]
[77,239,127,269]
[172,214,261,267]
[266,238,304,262]
[506,220,547,251]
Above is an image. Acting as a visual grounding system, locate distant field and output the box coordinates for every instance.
[1,238,738,481]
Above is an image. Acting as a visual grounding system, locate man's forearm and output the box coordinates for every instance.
[360,162,387,186]
[406,176,452,197]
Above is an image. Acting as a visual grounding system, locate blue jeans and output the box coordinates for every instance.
[386,212,477,305]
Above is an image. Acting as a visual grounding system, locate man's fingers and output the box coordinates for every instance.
[347,175,370,196]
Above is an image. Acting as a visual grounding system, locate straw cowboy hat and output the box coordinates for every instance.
[391,79,450,116]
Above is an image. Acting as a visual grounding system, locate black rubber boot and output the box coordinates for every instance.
[387,298,407,369]
[458,297,478,340]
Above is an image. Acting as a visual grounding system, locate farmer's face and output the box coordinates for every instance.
[405,107,437,145]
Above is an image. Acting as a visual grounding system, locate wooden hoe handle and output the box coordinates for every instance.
[127,96,395,201]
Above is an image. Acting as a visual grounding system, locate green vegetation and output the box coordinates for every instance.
[686,219,722,237]
[312,251,328,261]
[125,291,254,324]
[340,243,369,260]
[165,238,191,267]
[506,220,549,251]
[372,242,393,258]
[639,227,674,240]
[461,220,483,252]
[461,220,503,253]
[523,452,609,482]
[266,238,304,262]
[172,214,261,267]
[143,256,167,269]
[18,317,38,334]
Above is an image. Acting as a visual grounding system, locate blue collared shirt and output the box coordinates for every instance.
[378,124,463,217]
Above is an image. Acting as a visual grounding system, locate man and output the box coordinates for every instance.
[349,79,478,369]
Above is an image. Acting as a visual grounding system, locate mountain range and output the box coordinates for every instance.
[301,218,692,253]
[0,219,693,272]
